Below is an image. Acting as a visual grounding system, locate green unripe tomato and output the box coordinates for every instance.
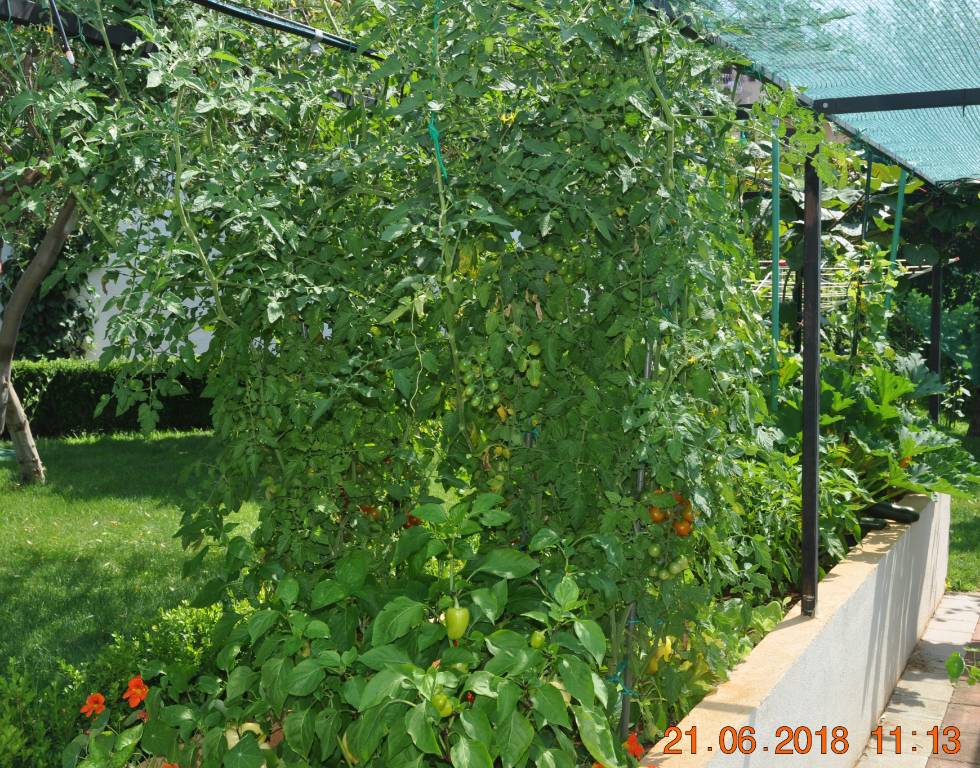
[530,630,546,649]
[463,384,476,398]
[669,556,689,576]
[445,606,470,640]
[658,568,672,581]
[488,380,500,392]
[647,543,662,559]
[527,360,543,388]
[645,720,661,742]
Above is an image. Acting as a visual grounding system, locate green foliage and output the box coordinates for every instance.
[0,603,226,768]
[11,358,211,435]
[946,650,980,687]
[0,660,78,768]
[4,0,979,766]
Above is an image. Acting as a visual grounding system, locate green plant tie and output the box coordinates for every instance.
[428,0,448,179]
[624,0,636,22]
[428,115,448,179]
[606,659,638,696]
[432,0,440,55]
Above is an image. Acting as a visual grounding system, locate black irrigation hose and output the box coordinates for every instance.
[860,517,888,531]
[862,502,920,524]
[186,0,382,61]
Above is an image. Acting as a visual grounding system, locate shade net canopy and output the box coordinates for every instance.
[665,0,980,185]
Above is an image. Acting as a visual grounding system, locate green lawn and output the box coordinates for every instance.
[949,430,980,592]
[0,431,255,673]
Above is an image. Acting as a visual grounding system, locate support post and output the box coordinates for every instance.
[929,260,943,422]
[770,118,781,413]
[886,168,907,310]
[801,155,821,617]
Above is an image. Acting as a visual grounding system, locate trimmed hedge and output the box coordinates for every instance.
[11,358,212,436]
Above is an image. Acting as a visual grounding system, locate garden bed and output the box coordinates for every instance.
[642,493,950,768]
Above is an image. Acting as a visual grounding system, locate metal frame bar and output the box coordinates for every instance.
[2,0,378,60]
[187,0,381,61]
[815,88,980,115]
[1,0,138,49]
[801,154,821,617]
[929,262,943,422]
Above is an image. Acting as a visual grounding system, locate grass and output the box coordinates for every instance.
[948,426,980,592]
[0,431,255,674]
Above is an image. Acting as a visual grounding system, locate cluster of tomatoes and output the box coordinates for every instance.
[359,504,422,530]
[644,490,694,582]
[461,350,503,412]
[645,490,694,537]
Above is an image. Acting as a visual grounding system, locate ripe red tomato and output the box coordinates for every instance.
[673,519,692,537]
[359,505,380,521]
[649,507,668,524]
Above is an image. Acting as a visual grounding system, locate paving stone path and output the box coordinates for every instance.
[855,592,980,768]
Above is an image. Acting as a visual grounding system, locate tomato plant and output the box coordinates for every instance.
[5,0,977,766]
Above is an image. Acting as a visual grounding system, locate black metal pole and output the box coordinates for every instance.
[801,155,821,617]
[929,261,943,422]
[792,277,802,353]
[187,0,382,60]
[46,0,75,66]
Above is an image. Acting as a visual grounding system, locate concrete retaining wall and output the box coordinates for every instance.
[642,493,950,768]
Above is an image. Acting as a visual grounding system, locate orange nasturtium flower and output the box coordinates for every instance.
[591,733,647,767]
[80,693,106,717]
[625,732,646,758]
[122,675,149,708]
[162,763,179,768]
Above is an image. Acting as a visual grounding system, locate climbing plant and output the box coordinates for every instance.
[4,1,977,767]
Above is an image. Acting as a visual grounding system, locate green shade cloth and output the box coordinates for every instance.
[667,0,980,184]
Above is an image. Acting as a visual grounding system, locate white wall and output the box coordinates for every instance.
[642,493,950,768]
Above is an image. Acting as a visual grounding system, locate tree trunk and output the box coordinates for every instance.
[0,196,77,444]
[4,383,45,484]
